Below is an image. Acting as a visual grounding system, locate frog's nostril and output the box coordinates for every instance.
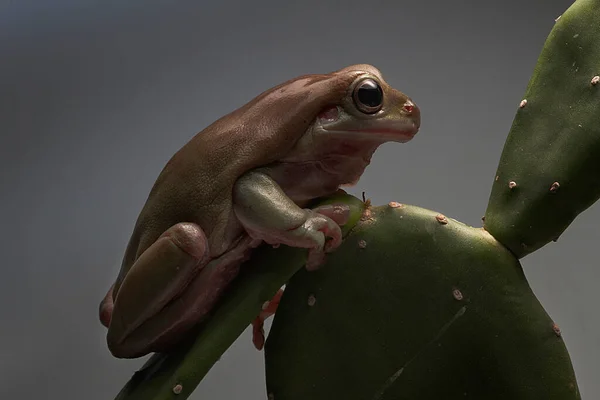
[402,102,414,114]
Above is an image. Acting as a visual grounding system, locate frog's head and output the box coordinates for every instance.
[315,64,420,144]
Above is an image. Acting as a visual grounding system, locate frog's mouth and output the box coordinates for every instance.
[316,106,420,143]
[345,124,419,143]
[318,122,419,143]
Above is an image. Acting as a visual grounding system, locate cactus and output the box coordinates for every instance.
[112,1,597,399]
[484,0,600,257]
[265,199,580,399]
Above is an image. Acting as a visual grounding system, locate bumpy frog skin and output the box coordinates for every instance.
[99,64,420,358]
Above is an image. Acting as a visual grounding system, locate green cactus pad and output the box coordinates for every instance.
[484,0,600,258]
[265,202,580,399]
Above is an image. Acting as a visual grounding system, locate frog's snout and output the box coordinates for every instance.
[402,99,421,133]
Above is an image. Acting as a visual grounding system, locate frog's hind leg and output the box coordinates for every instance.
[106,222,212,359]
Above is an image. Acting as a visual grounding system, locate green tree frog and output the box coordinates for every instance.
[99,64,420,358]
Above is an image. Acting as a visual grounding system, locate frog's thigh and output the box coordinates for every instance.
[107,222,210,358]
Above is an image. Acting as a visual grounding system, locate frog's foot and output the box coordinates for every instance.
[305,203,350,269]
[251,288,285,350]
[246,203,350,271]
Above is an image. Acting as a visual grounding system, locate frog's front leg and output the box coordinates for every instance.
[233,170,350,270]
[102,222,213,358]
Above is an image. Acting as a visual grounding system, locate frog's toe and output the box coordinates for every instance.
[252,319,266,350]
[312,203,350,226]
[251,288,285,350]
[99,283,115,328]
[306,248,327,271]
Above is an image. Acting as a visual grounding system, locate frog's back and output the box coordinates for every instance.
[121,66,369,269]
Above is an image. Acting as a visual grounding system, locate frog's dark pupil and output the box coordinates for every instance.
[357,80,383,108]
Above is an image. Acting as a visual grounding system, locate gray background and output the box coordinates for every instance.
[2,0,597,399]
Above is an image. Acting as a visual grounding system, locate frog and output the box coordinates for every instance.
[99,64,421,358]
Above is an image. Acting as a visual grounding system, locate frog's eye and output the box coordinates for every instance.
[353,78,383,114]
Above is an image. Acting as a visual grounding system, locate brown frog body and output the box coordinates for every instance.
[99,64,420,358]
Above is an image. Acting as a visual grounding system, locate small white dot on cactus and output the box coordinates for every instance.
[452,289,464,301]
[172,384,183,395]
[519,99,527,108]
[495,175,499,181]
[435,214,448,225]
[508,181,517,189]
[591,75,600,85]
[358,239,367,248]
[307,294,317,307]
[272,243,280,249]
[555,15,561,22]
[388,201,404,208]
[550,182,560,192]
[573,33,579,38]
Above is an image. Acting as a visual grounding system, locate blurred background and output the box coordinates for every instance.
[2,0,597,399]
